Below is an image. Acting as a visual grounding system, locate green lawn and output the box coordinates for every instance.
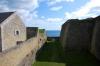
[33,41,65,66]
[33,40,100,66]
[36,41,65,63]
[33,62,65,66]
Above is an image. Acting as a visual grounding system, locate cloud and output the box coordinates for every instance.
[46,17,63,22]
[32,16,65,30]
[50,6,63,11]
[0,0,39,11]
[34,18,63,30]
[47,0,74,6]
[41,16,45,19]
[65,0,74,2]
[46,17,65,30]
[0,0,39,26]
[64,0,100,19]
[0,0,63,30]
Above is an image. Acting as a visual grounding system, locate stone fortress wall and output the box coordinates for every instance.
[0,12,47,66]
[0,29,47,66]
[60,16,100,60]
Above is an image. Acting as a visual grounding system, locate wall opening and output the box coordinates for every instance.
[15,30,20,36]
[16,41,23,45]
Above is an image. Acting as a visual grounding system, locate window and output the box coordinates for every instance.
[15,30,19,35]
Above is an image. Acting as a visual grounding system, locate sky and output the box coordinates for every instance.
[0,0,100,30]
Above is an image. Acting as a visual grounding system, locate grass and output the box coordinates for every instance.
[33,41,65,66]
[33,62,65,66]
[33,40,100,66]
[36,41,65,63]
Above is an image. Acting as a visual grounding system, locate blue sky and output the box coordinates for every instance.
[0,0,100,30]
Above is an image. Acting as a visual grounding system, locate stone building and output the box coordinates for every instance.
[0,12,26,52]
[0,12,47,66]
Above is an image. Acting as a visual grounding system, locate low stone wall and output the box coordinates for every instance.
[0,34,46,66]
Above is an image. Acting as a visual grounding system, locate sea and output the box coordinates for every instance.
[46,30,61,37]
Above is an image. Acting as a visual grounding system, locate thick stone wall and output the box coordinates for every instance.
[0,33,47,66]
[91,16,100,60]
[60,22,70,50]
[37,29,47,49]
[0,27,2,52]
[61,19,95,52]
[60,16,100,60]
[18,48,37,66]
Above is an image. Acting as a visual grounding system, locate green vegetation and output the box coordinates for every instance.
[39,29,45,33]
[33,41,65,66]
[33,62,65,66]
[38,29,45,36]
[36,41,65,62]
[33,40,100,66]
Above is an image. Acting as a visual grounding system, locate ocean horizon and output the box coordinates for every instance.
[46,30,61,37]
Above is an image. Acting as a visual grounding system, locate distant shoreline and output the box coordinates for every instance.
[46,30,60,37]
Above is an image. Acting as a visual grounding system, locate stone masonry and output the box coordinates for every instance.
[60,16,100,60]
[0,12,47,66]
[60,18,95,52]
[0,12,26,51]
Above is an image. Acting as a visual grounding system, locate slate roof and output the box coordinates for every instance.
[0,12,14,24]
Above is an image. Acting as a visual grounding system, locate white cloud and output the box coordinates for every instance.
[0,0,63,30]
[50,6,63,11]
[65,12,73,19]
[0,0,39,27]
[64,0,100,19]
[41,16,45,19]
[65,0,74,2]
[46,17,63,22]
[34,18,63,30]
[47,0,74,6]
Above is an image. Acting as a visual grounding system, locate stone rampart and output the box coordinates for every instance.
[0,33,46,66]
[60,19,95,52]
